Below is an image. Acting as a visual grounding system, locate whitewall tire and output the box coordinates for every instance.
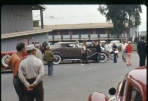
[53,54,62,65]
[1,55,11,67]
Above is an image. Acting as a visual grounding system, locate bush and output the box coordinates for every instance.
[118,45,122,52]
[131,43,137,51]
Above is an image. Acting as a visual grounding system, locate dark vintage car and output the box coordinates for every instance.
[88,66,147,101]
[47,42,109,65]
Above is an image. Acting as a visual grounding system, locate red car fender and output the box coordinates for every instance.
[88,92,109,101]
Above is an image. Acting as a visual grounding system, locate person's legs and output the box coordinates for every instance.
[24,87,34,101]
[128,53,132,65]
[97,53,101,63]
[124,52,127,62]
[13,77,25,101]
[82,53,85,64]
[85,53,88,64]
[127,53,130,66]
[138,54,142,66]
[35,81,44,101]
[47,62,50,75]
[141,54,146,66]
[49,61,53,76]
[114,53,117,63]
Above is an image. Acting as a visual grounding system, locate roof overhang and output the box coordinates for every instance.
[31,5,46,10]
[1,29,52,39]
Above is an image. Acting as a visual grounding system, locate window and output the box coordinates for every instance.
[129,85,142,101]
[61,44,73,48]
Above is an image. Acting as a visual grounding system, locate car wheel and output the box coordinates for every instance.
[1,55,11,67]
[53,54,62,65]
[100,53,107,63]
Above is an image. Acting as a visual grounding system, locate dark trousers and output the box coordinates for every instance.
[97,53,101,63]
[47,61,53,76]
[13,77,25,101]
[82,53,88,64]
[25,79,44,101]
[138,53,146,66]
[114,53,117,63]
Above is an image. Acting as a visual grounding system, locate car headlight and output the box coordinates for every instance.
[108,96,116,101]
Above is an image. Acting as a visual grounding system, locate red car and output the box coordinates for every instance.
[88,66,147,101]
[1,50,27,72]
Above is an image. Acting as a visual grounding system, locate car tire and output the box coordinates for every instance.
[53,54,62,65]
[100,53,107,63]
[1,55,11,67]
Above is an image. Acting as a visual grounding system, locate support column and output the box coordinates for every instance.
[40,9,44,29]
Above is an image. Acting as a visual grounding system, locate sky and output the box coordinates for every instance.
[33,5,147,31]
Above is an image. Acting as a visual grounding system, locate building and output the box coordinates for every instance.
[34,23,137,43]
[1,5,52,51]
[1,5,138,51]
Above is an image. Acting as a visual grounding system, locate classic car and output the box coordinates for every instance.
[88,66,147,101]
[1,50,28,72]
[47,42,109,65]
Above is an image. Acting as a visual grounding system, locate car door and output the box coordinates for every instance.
[69,47,81,59]
[60,44,70,58]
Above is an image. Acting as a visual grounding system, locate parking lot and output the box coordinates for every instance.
[1,52,140,101]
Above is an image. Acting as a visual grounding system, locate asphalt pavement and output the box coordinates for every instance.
[1,52,140,101]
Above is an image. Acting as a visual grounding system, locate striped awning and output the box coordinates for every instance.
[1,28,52,39]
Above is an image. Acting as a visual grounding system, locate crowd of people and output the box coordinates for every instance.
[5,37,146,101]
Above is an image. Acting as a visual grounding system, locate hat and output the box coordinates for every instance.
[35,44,40,48]
[46,45,50,50]
[26,44,37,51]
[128,41,131,44]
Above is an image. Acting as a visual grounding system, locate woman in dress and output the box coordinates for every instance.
[125,41,133,66]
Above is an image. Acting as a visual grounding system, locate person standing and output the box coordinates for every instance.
[35,44,43,61]
[18,44,44,101]
[75,40,80,47]
[96,41,101,63]
[137,37,147,66]
[126,41,133,66]
[45,45,55,76]
[112,43,118,63]
[121,40,128,62]
[105,41,112,60]
[81,43,88,65]
[8,42,25,101]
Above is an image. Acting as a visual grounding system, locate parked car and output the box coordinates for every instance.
[1,50,27,72]
[88,66,147,101]
[45,42,108,65]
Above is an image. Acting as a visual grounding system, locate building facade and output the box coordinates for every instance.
[1,5,49,51]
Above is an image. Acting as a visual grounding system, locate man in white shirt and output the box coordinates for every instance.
[104,41,113,60]
[121,40,128,62]
[35,44,43,62]
[18,44,44,101]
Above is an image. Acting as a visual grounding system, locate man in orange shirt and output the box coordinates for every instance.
[8,42,26,101]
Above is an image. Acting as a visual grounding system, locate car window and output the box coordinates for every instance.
[61,44,73,48]
[129,85,142,101]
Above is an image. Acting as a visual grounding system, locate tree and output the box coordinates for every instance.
[98,5,142,41]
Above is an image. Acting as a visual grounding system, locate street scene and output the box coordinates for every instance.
[1,52,142,101]
[1,4,146,101]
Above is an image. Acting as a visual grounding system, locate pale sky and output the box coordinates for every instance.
[33,5,147,31]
